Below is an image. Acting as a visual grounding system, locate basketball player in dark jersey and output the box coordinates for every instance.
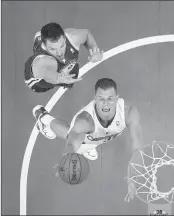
[24,22,103,93]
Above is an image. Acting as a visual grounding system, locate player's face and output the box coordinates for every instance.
[45,35,66,60]
[95,87,118,121]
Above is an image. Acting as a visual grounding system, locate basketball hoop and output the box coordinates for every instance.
[125,141,174,204]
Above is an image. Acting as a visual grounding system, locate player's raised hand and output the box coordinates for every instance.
[58,74,82,84]
[88,48,103,63]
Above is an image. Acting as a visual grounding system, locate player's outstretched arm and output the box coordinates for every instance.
[65,28,103,63]
[125,104,143,151]
[64,111,94,154]
[32,55,81,85]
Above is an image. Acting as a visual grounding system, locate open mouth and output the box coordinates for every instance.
[102,108,110,112]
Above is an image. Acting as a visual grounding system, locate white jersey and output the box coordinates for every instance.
[69,98,126,146]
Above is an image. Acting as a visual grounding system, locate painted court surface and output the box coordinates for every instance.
[2,1,174,215]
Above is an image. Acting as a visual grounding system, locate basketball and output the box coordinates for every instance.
[58,153,90,185]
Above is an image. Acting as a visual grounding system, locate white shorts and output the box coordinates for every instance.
[76,143,98,154]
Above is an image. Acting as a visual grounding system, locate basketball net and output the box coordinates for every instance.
[125,141,174,205]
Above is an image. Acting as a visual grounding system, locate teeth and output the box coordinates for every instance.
[102,108,110,112]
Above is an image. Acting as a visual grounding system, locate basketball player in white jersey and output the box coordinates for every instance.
[33,78,143,160]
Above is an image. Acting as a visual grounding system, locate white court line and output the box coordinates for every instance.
[20,35,174,215]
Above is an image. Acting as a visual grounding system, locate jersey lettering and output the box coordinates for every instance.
[87,132,120,143]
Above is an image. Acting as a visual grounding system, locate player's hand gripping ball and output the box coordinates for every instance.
[58,153,90,185]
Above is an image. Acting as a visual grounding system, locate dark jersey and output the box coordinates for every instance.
[24,34,79,93]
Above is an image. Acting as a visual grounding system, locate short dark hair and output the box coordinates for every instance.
[95,78,117,93]
[41,22,65,44]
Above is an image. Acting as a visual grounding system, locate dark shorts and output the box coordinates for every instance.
[31,80,54,93]
[31,82,73,93]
